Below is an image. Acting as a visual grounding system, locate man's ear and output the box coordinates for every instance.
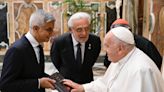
[69,28,72,32]
[33,26,39,31]
[118,44,124,55]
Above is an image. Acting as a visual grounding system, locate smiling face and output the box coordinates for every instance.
[70,18,90,43]
[34,20,55,43]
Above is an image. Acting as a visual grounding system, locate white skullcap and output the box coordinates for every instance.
[110,27,134,44]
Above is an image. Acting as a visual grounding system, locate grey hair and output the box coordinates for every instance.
[67,12,91,28]
[29,9,55,28]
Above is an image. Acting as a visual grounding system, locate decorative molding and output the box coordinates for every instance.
[103,12,107,33]
[48,1,63,34]
[159,7,164,32]
[49,1,101,35]
[115,0,122,19]
[149,0,155,33]
[14,1,38,39]
[149,0,155,40]
[94,12,101,35]
[7,6,9,43]
[106,1,115,9]
[0,41,9,49]
[0,2,6,10]
[0,2,9,48]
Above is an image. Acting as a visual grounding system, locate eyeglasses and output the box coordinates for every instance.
[73,26,90,32]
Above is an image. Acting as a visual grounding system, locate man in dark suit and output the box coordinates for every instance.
[104,19,162,70]
[50,12,101,84]
[0,9,56,92]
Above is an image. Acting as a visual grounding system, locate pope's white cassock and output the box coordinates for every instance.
[83,47,164,92]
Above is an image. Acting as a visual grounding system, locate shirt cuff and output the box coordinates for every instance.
[38,79,40,89]
[83,84,90,92]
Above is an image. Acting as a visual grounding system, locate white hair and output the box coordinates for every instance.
[29,9,55,28]
[67,12,91,28]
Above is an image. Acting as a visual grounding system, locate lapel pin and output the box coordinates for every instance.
[88,44,91,50]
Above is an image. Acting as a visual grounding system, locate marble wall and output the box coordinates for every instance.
[0,0,163,57]
[0,0,111,55]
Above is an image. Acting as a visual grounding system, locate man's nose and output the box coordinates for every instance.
[81,29,88,36]
[48,31,54,37]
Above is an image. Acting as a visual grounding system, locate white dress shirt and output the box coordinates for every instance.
[25,32,42,88]
[71,34,85,63]
[25,32,40,63]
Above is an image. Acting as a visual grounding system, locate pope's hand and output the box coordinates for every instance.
[63,79,84,92]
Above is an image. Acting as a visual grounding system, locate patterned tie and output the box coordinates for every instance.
[38,45,44,63]
[76,43,82,67]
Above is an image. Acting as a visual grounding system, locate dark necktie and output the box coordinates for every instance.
[76,43,82,66]
[38,45,44,63]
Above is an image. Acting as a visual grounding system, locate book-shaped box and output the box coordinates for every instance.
[50,72,70,92]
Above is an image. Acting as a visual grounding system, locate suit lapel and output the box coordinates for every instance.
[23,36,40,64]
[83,35,91,65]
[23,36,45,73]
[63,33,76,63]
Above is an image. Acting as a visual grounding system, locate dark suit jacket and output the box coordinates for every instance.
[104,34,162,70]
[0,36,48,92]
[51,32,101,84]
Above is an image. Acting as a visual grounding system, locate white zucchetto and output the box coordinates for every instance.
[110,27,135,44]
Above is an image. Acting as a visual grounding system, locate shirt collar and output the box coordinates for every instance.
[117,47,136,66]
[25,31,39,47]
[71,34,85,47]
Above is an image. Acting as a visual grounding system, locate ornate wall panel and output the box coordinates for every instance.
[4,0,162,56]
[159,7,164,55]
[105,1,116,32]
[48,1,107,54]
[0,0,109,55]
[13,0,43,40]
[153,0,164,56]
